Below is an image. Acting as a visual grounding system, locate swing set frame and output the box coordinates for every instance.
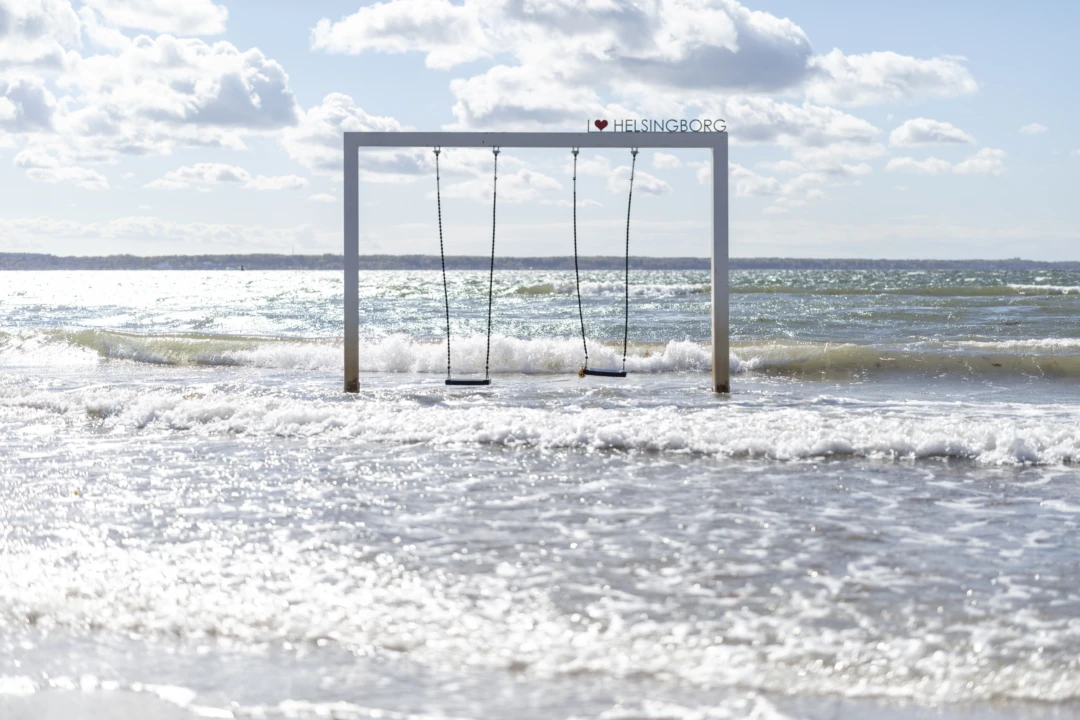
[343,131,730,394]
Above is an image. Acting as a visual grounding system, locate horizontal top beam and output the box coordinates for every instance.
[346,131,726,150]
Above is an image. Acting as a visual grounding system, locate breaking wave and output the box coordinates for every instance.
[731,284,1080,296]
[2,381,1079,465]
[5,330,1080,378]
[511,280,709,297]
[509,282,1080,298]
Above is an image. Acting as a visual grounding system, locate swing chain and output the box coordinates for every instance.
[622,148,639,373]
[571,148,588,376]
[484,147,499,380]
[434,147,452,380]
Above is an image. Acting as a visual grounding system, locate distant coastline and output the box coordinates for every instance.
[1,253,1077,271]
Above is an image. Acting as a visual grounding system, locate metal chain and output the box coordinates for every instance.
[484,148,499,380]
[434,147,452,380]
[622,148,638,372]
[571,148,589,370]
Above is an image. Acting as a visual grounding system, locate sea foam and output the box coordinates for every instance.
[6,330,1080,379]
[2,382,1078,465]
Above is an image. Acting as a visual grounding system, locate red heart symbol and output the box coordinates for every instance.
[594,119,608,131]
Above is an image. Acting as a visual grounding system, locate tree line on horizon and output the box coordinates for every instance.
[1,253,1077,271]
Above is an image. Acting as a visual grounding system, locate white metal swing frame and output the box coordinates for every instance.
[343,131,730,393]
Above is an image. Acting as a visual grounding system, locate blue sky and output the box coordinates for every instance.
[0,0,1077,259]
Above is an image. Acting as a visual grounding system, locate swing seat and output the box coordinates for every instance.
[578,367,627,378]
[445,378,491,386]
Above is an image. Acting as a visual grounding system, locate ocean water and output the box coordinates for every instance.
[1,268,1079,719]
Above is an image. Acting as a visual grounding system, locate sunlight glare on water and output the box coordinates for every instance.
[2,269,1080,719]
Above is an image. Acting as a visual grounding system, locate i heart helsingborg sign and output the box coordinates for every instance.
[589,118,726,132]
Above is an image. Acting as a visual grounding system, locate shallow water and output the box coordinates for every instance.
[1,270,1079,718]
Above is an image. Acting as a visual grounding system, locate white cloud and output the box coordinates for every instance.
[807,50,977,106]
[0,0,81,70]
[571,155,614,178]
[146,162,244,189]
[312,0,972,184]
[731,164,781,197]
[889,117,974,146]
[792,141,888,163]
[146,162,308,190]
[652,152,682,170]
[730,159,863,214]
[310,0,487,70]
[707,96,881,152]
[0,4,319,200]
[81,0,228,35]
[315,0,813,91]
[437,147,524,178]
[0,40,295,191]
[884,156,954,175]
[548,197,602,209]
[0,74,56,131]
[757,155,872,179]
[282,93,425,179]
[0,0,1008,256]
[312,0,942,157]
[757,160,804,175]
[14,148,107,189]
[441,167,563,204]
[733,218,1080,259]
[77,5,130,51]
[28,165,108,189]
[245,174,308,191]
[886,148,1006,177]
[0,214,324,251]
[63,35,298,130]
[690,161,710,185]
[954,147,1006,176]
[13,145,106,188]
[14,34,302,169]
[12,146,53,168]
[448,64,633,131]
[1019,122,1047,135]
[607,166,670,196]
[818,162,872,177]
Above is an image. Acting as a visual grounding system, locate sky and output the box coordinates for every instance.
[0,0,1077,259]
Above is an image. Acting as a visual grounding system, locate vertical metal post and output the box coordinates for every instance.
[344,137,360,392]
[711,135,730,394]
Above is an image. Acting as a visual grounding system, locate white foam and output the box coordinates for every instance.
[358,335,711,375]
[953,338,1080,351]
[0,330,714,374]
[0,675,38,696]
[239,335,712,374]
[1008,284,1080,295]
[3,384,1079,465]
[0,332,99,367]
[9,329,1080,384]
[512,281,708,297]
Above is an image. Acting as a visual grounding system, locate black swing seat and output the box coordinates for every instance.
[445,378,491,386]
[579,367,627,378]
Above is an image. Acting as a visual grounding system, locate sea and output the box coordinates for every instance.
[1,268,1078,720]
